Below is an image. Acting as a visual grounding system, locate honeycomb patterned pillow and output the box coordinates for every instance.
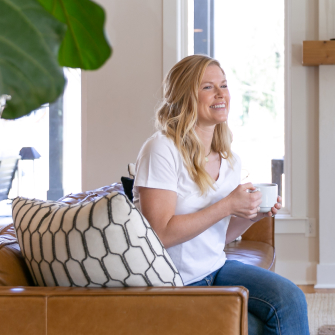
[12,193,183,287]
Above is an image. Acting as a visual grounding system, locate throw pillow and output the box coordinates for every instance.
[12,192,183,287]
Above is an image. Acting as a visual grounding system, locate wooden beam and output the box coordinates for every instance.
[302,40,335,66]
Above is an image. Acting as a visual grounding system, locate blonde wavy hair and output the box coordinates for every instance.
[155,55,234,194]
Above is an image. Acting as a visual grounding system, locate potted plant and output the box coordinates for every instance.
[0,0,112,120]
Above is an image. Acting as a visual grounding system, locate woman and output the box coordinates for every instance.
[133,55,309,335]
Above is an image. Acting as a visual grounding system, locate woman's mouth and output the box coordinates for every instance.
[210,103,226,109]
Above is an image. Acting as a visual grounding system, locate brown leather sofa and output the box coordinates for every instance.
[0,185,275,335]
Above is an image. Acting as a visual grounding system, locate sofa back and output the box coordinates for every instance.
[0,183,275,286]
[57,183,124,204]
[0,223,34,286]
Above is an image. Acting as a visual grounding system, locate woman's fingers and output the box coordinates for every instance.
[228,183,264,218]
[275,202,282,210]
[266,210,274,217]
[243,182,254,190]
[267,196,282,217]
[269,204,281,216]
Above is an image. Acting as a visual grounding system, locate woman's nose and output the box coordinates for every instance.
[215,87,224,98]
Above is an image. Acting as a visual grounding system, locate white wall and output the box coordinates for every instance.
[274,0,319,284]
[316,0,335,288]
[82,0,322,284]
[82,0,163,191]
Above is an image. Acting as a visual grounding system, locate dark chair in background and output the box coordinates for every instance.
[272,158,284,196]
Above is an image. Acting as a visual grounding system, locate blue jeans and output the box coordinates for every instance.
[187,260,309,335]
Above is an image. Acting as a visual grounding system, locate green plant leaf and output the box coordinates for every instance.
[38,0,112,70]
[0,0,66,120]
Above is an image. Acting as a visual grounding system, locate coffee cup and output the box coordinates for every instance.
[250,183,278,213]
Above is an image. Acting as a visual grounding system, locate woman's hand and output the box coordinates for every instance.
[264,195,282,217]
[225,183,262,219]
[226,192,281,243]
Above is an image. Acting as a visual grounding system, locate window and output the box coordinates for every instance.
[194,0,285,204]
[0,69,81,203]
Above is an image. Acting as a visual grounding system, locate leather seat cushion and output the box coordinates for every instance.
[225,240,275,272]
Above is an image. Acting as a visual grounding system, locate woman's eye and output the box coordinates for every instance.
[203,86,212,89]
[221,85,227,88]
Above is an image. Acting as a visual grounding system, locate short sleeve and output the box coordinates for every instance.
[133,134,179,193]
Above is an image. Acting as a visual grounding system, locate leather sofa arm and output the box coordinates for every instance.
[0,286,248,335]
[241,216,275,247]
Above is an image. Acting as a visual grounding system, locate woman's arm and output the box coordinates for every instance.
[138,182,262,248]
[225,196,282,244]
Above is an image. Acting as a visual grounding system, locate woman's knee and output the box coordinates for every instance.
[289,285,307,311]
[250,271,307,312]
[281,279,306,301]
[272,277,308,314]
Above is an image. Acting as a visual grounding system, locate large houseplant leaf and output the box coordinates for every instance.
[38,0,112,70]
[0,0,66,120]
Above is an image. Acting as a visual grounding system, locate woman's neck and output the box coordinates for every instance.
[195,124,215,154]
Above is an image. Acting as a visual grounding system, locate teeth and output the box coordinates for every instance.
[210,103,226,108]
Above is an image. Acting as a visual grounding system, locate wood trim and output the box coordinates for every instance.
[302,40,335,66]
[162,0,190,79]
[284,0,292,214]
[298,285,335,293]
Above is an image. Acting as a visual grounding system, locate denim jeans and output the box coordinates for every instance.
[187,260,310,335]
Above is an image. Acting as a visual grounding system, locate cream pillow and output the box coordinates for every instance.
[12,192,183,287]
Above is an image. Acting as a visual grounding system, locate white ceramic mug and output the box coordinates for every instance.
[251,183,278,213]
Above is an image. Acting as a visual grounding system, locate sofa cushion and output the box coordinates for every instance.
[225,240,275,272]
[11,192,183,287]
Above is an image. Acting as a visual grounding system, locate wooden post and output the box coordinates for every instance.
[303,40,335,65]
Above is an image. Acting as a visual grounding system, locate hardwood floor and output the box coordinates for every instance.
[298,285,335,294]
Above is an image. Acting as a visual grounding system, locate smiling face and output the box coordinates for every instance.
[197,64,230,129]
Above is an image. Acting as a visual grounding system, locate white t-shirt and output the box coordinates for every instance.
[133,131,241,285]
